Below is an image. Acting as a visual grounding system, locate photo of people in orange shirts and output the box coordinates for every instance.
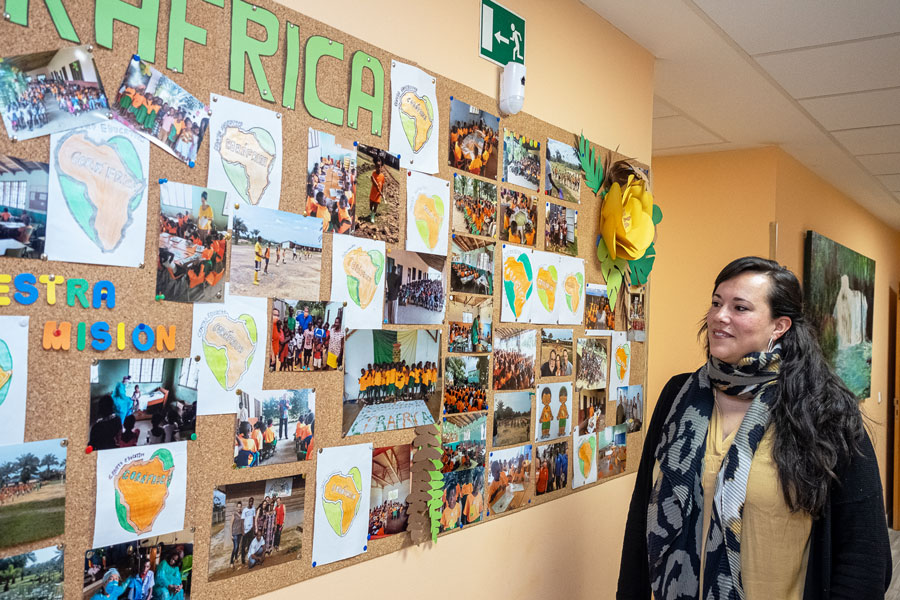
[452,173,497,238]
[306,128,357,235]
[233,389,314,469]
[535,441,569,497]
[368,445,413,540]
[447,98,499,179]
[444,356,489,415]
[544,138,582,203]
[493,328,536,391]
[439,467,483,534]
[487,444,532,515]
[502,128,541,191]
[447,295,493,354]
[544,201,578,256]
[450,236,495,296]
[498,187,537,246]
[354,144,400,243]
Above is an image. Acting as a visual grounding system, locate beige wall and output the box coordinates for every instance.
[259,1,655,599]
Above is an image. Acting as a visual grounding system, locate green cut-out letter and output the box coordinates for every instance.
[167,0,209,72]
[281,21,300,110]
[5,0,80,41]
[95,0,160,62]
[229,0,279,102]
[348,50,383,135]
[303,35,344,124]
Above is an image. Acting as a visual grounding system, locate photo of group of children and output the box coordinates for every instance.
[544,138,582,203]
[615,385,643,434]
[234,389,315,468]
[539,328,574,378]
[498,187,537,246]
[157,183,228,303]
[112,56,208,165]
[493,328,536,391]
[368,445,412,539]
[452,173,497,238]
[492,391,532,447]
[444,356,489,414]
[585,283,615,334]
[384,249,446,325]
[441,413,487,474]
[535,441,568,496]
[487,445,532,514]
[576,338,609,392]
[89,359,197,451]
[0,46,110,141]
[447,98,499,179]
[306,128,357,234]
[576,389,606,436]
[83,530,193,600]
[598,425,627,478]
[447,295,493,354]
[537,382,572,441]
[355,144,401,243]
[450,235,495,296]
[439,467,483,533]
[628,288,646,342]
[342,329,442,436]
[209,475,305,581]
[0,438,66,551]
[502,129,541,191]
[0,154,48,259]
[2,544,63,600]
[544,202,577,256]
[269,299,345,372]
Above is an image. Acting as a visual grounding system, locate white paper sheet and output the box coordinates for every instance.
[557,255,585,325]
[530,250,560,325]
[609,331,632,392]
[389,60,439,174]
[405,171,450,255]
[331,235,386,329]
[0,316,28,443]
[535,382,573,442]
[500,245,533,323]
[572,432,598,489]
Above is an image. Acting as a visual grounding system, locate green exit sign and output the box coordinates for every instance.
[479,0,525,67]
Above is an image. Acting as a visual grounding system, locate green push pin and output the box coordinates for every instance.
[155,294,165,301]
[190,433,197,441]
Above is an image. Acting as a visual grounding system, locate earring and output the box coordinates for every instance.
[766,335,776,353]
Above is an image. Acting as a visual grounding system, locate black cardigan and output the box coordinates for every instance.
[617,373,892,600]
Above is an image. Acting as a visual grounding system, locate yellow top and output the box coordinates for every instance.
[197,204,214,231]
[254,242,263,261]
[696,404,812,598]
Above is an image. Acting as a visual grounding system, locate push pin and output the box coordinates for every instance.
[132,54,141,61]
[155,294,165,301]
[60,439,67,447]
[3,13,10,20]
[190,433,197,441]
[189,161,195,168]
[234,203,240,209]
[194,355,201,361]
[158,178,168,184]
[172,67,178,73]
[85,445,94,454]
[139,262,145,269]
[40,253,48,261]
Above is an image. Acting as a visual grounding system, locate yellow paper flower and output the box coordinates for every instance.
[600,174,655,261]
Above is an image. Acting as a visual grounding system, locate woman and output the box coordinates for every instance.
[90,568,128,600]
[618,257,890,600]
[153,551,184,600]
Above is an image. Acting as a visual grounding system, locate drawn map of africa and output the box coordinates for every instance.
[217,123,276,206]
[398,90,434,153]
[201,313,258,390]
[323,469,363,536]
[114,448,174,534]
[343,247,385,309]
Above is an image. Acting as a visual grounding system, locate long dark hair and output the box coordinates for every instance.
[699,256,865,517]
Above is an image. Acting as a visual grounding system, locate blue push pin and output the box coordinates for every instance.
[450,96,454,100]
[353,141,358,146]
[132,54,141,61]
[158,178,168,184]
[189,161,195,168]
[363,545,367,552]
[396,154,401,160]
[312,561,317,568]
[138,323,147,331]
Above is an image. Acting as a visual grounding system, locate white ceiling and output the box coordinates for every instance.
[581,0,900,229]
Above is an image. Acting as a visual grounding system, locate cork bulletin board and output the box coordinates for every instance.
[0,0,651,597]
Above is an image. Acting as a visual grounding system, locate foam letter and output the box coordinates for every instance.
[304,36,344,124]
[42,321,71,350]
[91,322,112,351]
[12,274,37,305]
[92,281,116,308]
[67,278,89,308]
[229,0,278,102]
[167,0,209,73]
[95,0,160,61]
[132,324,154,352]
[155,325,176,351]
[5,0,80,42]
[281,20,300,110]
[38,274,65,305]
[348,51,384,136]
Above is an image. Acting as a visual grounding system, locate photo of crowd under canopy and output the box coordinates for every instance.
[493,328,536,391]
[452,173,497,238]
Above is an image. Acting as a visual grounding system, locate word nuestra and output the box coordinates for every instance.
[0,274,176,353]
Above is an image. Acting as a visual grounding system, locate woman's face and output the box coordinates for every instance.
[706,272,787,363]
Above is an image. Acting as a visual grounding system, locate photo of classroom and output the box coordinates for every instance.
[441,413,487,474]
[88,358,197,451]
[447,294,493,354]
[0,45,110,141]
[492,391,533,447]
[576,388,607,436]
[597,425,627,478]
[2,544,63,600]
[384,250,446,325]
[354,143,400,242]
[487,444,532,514]
[368,445,412,540]
[270,299,344,372]
[448,97,500,178]
[156,183,228,303]
[306,128,357,234]
[209,475,305,581]
[493,328,536,391]
[539,328,574,378]
[452,173,497,238]
[0,438,65,551]
[615,385,643,434]
[450,235,494,296]
[498,187,537,246]
[439,468,483,534]
[444,356,489,414]
[502,129,541,191]
[234,389,315,468]
[0,154,48,258]
[342,329,442,436]
[535,441,569,497]
[83,530,193,600]
[544,138,582,203]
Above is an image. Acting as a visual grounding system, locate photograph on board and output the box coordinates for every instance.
[209,475,305,581]
[536,382,572,442]
[1,544,63,600]
[306,128,357,234]
[0,438,66,551]
[450,235,494,296]
[576,337,609,392]
[615,385,643,434]
[269,299,345,372]
[585,283,615,335]
[487,444,532,515]
[535,441,568,497]
[354,143,401,243]
[342,329,441,436]
[502,128,540,191]
[157,182,228,303]
[229,205,322,298]
[544,137,582,203]
[439,467,483,534]
[83,529,193,600]
[0,154,49,259]
[628,288,646,342]
[492,391,533,448]
[112,55,209,165]
[441,412,487,474]
[493,328,536,391]
[544,201,577,256]
[234,389,315,468]
[447,294,493,354]
[447,97,499,178]
[384,249,446,325]
[598,425,627,478]
[452,173,497,238]
[498,187,537,246]
[539,328,574,378]
[89,358,197,451]
[444,355,489,414]
[0,45,109,141]
[576,388,606,436]
[369,445,413,540]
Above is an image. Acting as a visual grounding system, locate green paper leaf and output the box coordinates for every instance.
[606,267,623,305]
[630,242,657,285]
[652,204,663,226]
[577,133,604,195]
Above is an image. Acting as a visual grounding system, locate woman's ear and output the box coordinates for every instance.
[773,316,793,340]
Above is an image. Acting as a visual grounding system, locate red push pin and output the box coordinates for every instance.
[54,329,61,337]
[85,445,94,454]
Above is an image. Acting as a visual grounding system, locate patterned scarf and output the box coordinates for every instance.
[646,348,781,600]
